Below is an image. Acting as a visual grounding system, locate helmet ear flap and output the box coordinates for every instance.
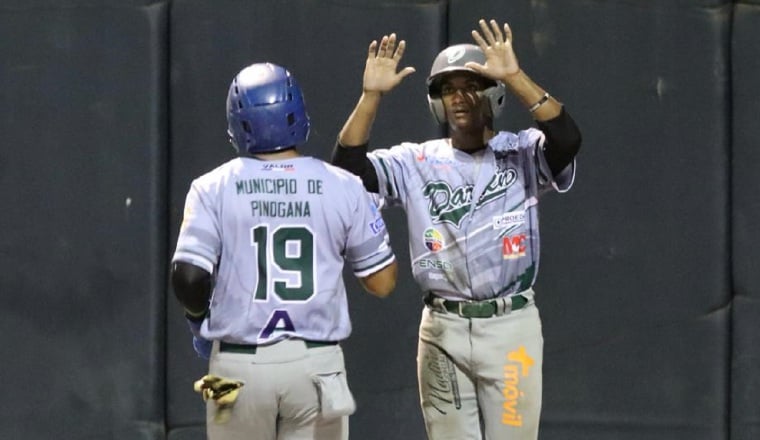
[227,129,240,152]
[427,95,446,124]
[482,83,507,120]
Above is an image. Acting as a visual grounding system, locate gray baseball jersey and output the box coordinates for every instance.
[173,156,394,345]
[368,128,574,301]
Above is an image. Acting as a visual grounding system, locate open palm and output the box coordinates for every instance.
[363,33,416,94]
[466,19,521,81]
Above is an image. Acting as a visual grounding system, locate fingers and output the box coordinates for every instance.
[488,19,504,42]
[378,34,391,57]
[377,33,397,58]
[368,33,406,60]
[473,18,512,47]
[398,66,417,80]
[503,23,513,43]
[363,32,415,90]
[464,61,484,75]
[477,19,497,45]
[367,40,377,60]
[393,39,406,61]
[470,29,487,49]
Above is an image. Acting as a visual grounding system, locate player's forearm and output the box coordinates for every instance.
[338,91,383,146]
[501,70,581,176]
[537,107,582,176]
[359,260,398,298]
[502,70,561,122]
[331,143,380,193]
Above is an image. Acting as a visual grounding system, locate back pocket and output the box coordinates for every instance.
[312,372,356,419]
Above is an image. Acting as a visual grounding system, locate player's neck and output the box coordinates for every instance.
[450,128,495,153]
[250,148,301,161]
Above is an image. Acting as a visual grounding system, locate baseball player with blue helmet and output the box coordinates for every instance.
[332,19,581,439]
[171,62,398,440]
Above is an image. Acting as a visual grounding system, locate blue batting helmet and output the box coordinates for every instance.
[226,63,310,154]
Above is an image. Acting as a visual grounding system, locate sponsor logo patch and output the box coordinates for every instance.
[369,217,385,235]
[423,228,445,252]
[261,163,295,172]
[416,152,454,166]
[502,346,534,427]
[416,259,453,271]
[493,211,526,230]
[502,234,527,259]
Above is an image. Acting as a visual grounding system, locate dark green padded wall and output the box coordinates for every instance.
[450,1,731,439]
[0,1,168,439]
[731,2,760,439]
[1,0,756,439]
[167,1,445,438]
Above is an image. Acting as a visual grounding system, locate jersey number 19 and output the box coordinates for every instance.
[251,225,315,302]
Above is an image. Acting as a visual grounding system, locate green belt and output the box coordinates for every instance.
[219,340,338,355]
[426,294,529,318]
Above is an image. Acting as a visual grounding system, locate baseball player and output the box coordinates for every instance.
[331,19,581,439]
[171,62,398,440]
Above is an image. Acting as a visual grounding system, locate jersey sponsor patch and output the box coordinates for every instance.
[416,258,453,272]
[423,228,445,252]
[261,163,295,172]
[369,217,385,235]
[502,234,527,259]
[415,152,454,169]
[493,211,526,230]
[366,199,385,234]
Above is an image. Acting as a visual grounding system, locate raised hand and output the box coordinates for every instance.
[466,19,521,82]
[362,33,416,94]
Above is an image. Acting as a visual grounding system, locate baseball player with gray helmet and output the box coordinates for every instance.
[171,62,398,440]
[332,19,581,439]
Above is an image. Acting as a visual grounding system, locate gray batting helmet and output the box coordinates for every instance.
[426,44,506,124]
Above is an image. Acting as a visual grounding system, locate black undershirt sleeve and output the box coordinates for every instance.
[331,142,380,193]
[535,106,583,177]
[171,262,212,316]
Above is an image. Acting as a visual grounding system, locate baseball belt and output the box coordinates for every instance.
[424,293,529,318]
[219,340,338,355]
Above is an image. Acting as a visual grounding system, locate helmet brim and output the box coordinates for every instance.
[426,68,498,97]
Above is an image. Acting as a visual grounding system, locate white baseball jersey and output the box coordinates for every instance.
[173,156,394,345]
[368,128,574,301]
